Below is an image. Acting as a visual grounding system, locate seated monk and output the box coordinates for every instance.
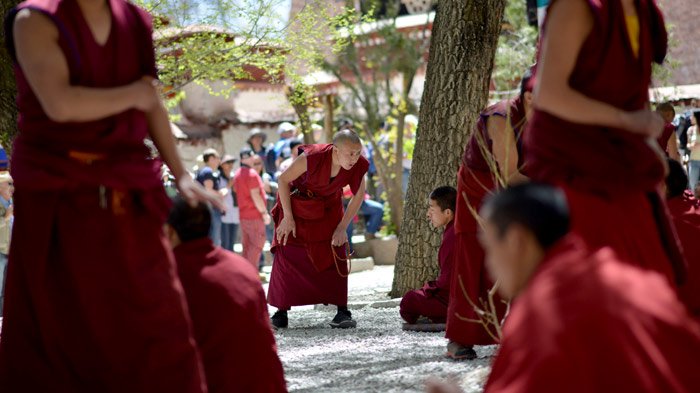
[267,129,369,329]
[400,186,456,331]
[665,159,700,316]
[166,196,287,393]
[481,184,700,392]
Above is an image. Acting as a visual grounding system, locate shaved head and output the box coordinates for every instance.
[333,129,362,147]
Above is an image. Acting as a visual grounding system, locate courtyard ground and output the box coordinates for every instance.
[265,266,495,393]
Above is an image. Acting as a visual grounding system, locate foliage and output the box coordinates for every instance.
[492,0,537,94]
[137,0,291,96]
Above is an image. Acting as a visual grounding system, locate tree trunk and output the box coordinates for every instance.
[323,94,334,143]
[0,0,19,157]
[390,0,506,297]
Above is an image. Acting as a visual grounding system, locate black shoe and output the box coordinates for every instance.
[271,310,288,329]
[446,341,477,360]
[329,309,357,329]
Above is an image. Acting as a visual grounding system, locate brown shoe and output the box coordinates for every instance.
[364,233,376,240]
[446,341,477,360]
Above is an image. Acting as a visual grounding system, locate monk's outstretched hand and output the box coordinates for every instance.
[177,175,225,210]
[331,226,348,247]
[277,216,296,245]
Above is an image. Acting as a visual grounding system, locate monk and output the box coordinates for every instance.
[480,184,700,393]
[525,0,686,286]
[166,197,287,393]
[446,70,533,360]
[665,159,700,316]
[267,129,369,329]
[400,186,456,331]
[656,102,681,161]
[0,0,221,391]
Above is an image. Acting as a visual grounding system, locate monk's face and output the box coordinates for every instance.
[427,199,452,228]
[480,220,533,300]
[334,142,363,170]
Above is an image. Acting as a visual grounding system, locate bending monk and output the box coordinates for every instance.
[525,0,686,285]
[665,159,700,316]
[482,184,700,393]
[446,70,533,360]
[400,186,456,331]
[166,197,287,393]
[267,129,369,329]
[0,0,221,390]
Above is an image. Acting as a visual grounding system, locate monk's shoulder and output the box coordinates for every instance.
[200,249,266,309]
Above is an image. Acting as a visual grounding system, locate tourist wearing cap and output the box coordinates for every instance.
[273,122,297,169]
[246,128,276,178]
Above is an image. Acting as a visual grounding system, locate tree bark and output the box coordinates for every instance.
[390,0,506,297]
[0,0,19,157]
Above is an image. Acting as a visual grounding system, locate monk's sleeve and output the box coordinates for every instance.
[487,336,593,393]
[348,158,369,195]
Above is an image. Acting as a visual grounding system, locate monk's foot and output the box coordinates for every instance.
[329,309,357,329]
[271,310,288,329]
[445,341,476,361]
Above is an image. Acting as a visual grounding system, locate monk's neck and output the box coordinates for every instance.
[76,0,109,15]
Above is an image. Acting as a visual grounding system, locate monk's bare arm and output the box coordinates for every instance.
[534,0,660,136]
[487,116,528,184]
[13,9,158,122]
[339,178,366,230]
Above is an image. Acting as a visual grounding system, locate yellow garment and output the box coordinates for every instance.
[626,14,640,58]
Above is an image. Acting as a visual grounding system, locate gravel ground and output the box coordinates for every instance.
[265,266,495,393]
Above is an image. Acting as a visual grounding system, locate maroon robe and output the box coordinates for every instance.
[667,191,700,316]
[525,0,685,286]
[267,144,369,309]
[174,238,287,393]
[400,221,455,324]
[485,236,700,393]
[657,122,675,155]
[0,1,205,391]
[446,98,525,346]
